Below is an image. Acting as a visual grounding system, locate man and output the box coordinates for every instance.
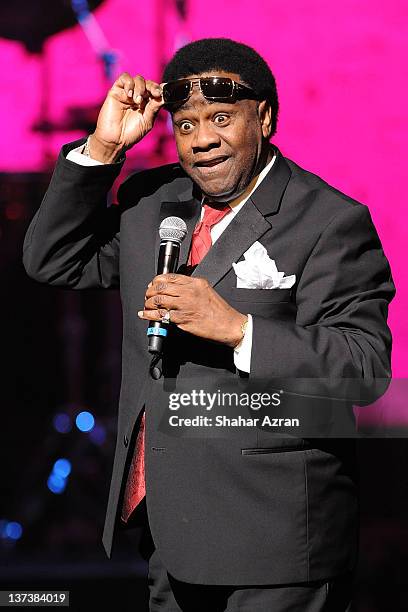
[23,38,394,610]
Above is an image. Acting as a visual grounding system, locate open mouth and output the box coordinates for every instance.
[193,157,230,176]
[194,156,229,168]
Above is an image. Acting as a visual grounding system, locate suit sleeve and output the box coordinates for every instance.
[250,203,395,403]
[22,141,124,289]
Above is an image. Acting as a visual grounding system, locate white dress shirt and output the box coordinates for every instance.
[67,145,277,373]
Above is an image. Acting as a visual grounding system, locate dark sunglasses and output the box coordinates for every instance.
[162,76,258,106]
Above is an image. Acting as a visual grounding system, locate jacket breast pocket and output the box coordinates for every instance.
[229,288,294,318]
[230,288,292,303]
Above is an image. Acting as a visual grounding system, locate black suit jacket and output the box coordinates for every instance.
[23,138,395,585]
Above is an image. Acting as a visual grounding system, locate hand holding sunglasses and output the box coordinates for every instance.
[89,72,165,163]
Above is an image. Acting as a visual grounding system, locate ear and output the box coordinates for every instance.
[258,100,272,139]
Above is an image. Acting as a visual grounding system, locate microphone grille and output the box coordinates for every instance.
[159,216,188,243]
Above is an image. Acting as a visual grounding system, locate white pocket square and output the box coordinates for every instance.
[232,242,296,289]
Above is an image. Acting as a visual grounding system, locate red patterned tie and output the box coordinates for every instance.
[121,412,145,522]
[121,202,231,522]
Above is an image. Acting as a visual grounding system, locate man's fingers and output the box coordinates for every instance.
[109,72,135,104]
[138,308,181,324]
[145,79,163,99]
[145,274,207,300]
[138,309,163,321]
[145,274,192,300]
[131,76,163,107]
[151,273,192,287]
[110,74,163,110]
[130,75,147,105]
[115,72,136,97]
[144,294,179,310]
[145,282,184,299]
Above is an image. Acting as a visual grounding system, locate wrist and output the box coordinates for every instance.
[88,133,125,164]
[227,313,249,349]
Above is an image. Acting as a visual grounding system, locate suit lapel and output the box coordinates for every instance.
[191,201,271,286]
[248,147,292,217]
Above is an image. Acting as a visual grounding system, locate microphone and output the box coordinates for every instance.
[147,216,187,355]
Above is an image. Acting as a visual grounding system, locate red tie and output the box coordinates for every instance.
[121,411,145,521]
[188,203,232,266]
[121,202,231,522]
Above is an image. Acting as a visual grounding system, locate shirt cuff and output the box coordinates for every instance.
[233,314,252,374]
[66,145,104,166]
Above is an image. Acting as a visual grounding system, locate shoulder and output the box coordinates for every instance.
[280,156,384,260]
[283,155,366,222]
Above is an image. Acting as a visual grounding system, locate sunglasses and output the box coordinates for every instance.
[162,76,258,106]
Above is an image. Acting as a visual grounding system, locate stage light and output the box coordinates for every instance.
[75,411,95,432]
[53,413,72,433]
[47,473,67,494]
[53,458,72,478]
[5,522,23,540]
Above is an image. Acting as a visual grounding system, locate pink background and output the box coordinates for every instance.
[2,0,406,422]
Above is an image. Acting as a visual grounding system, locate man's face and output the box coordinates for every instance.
[170,71,271,202]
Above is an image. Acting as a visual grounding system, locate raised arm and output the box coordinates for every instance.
[22,72,165,289]
[22,146,123,289]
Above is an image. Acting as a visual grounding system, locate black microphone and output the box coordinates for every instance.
[147,216,187,355]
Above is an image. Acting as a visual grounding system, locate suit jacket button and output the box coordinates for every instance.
[124,435,129,447]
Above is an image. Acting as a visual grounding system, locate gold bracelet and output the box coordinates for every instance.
[240,317,248,338]
[234,316,248,349]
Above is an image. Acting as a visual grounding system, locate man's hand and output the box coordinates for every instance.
[138,274,248,348]
[89,73,165,163]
